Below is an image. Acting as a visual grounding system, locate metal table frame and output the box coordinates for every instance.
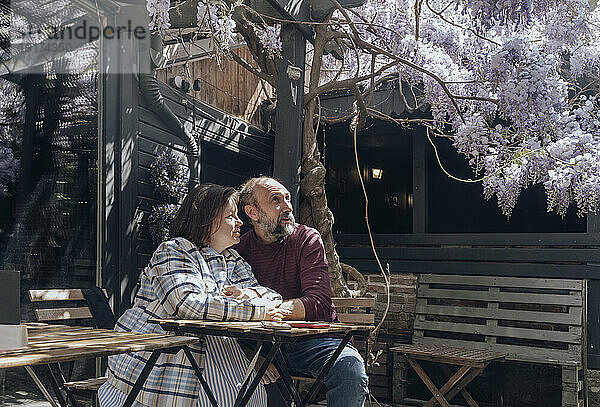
[151,319,373,407]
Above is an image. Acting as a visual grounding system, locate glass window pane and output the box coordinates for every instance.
[0,43,98,321]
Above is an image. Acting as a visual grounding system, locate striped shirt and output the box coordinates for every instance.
[101,237,280,407]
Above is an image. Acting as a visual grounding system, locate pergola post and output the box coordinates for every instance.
[273,23,305,208]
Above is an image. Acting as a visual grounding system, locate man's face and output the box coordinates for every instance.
[252,179,295,242]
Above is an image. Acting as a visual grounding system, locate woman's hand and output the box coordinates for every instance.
[264,307,291,321]
[222,285,256,300]
[257,356,280,384]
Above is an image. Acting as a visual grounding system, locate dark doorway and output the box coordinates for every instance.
[323,120,413,234]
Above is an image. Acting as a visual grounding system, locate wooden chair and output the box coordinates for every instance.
[28,288,114,407]
[331,297,375,325]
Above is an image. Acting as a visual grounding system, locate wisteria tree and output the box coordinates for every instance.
[147,0,600,296]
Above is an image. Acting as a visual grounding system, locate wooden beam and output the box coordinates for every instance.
[412,127,428,233]
[587,213,599,369]
[274,24,305,207]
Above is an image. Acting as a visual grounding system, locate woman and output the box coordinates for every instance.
[98,183,288,407]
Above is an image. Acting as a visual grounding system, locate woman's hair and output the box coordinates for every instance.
[169,183,239,247]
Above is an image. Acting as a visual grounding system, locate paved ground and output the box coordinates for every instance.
[0,368,93,407]
[1,368,52,406]
[0,368,401,407]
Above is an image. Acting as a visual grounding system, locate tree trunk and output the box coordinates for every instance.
[230,12,367,297]
[298,24,366,298]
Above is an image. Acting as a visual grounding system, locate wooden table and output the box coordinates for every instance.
[390,343,506,407]
[150,319,374,407]
[0,324,199,407]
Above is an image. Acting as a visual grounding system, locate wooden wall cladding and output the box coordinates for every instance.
[156,47,274,129]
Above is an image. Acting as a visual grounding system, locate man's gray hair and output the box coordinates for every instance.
[239,176,280,209]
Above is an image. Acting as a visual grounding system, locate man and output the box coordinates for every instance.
[234,176,368,407]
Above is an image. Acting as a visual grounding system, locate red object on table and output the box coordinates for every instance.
[287,322,330,329]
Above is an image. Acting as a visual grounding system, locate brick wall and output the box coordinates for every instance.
[345,271,418,402]
[365,273,418,336]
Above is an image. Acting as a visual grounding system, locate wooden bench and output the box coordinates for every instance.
[29,288,114,406]
[391,274,586,407]
[391,343,506,407]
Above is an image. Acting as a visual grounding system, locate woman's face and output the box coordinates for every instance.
[209,198,243,253]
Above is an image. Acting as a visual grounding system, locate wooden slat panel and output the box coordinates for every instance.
[137,135,187,157]
[29,289,108,302]
[156,86,272,148]
[139,106,272,163]
[412,336,582,366]
[30,289,86,301]
[337,246,600,263]
[419,274,582,290]
[337,313,375,324]
[418,287,582,306]
[336,233,600,246]
[63,377,107,390]
[332,297,376,308]
[342,259,595,279]
[137,122,187,154]
[414,320,582,344]
[416,303,582,325]
[35,307,93,321]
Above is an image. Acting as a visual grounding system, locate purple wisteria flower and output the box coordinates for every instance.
[149,203,179,244]
[150,152,189,203]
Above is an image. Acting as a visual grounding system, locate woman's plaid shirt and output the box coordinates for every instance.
[104,237,282,407]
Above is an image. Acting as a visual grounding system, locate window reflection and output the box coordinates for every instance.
[0,44,98,321]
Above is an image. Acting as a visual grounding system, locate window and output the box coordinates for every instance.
[0,44,99,320]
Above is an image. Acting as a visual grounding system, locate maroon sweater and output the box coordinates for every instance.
[234,224,337,322]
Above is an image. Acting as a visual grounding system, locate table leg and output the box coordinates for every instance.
[54,362,80,407]
[24,366,60,407]
[302,331,354,406]
[240,341,263,388]
[122,349,162,407]
[233,342,281,407]
[406,358,451,407]
[272,350,303,407]
[43,364,70,407]
[441,365,484,407]
[236,342,264,402]
[423,365,470,407]
[183,346,220,407]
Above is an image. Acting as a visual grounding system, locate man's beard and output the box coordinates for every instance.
[256,209,295,242]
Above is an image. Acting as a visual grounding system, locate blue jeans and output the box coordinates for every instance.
[276,338,368,407]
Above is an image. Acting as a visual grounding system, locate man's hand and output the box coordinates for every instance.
[277,298,306,320]
[264,307,291,321]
